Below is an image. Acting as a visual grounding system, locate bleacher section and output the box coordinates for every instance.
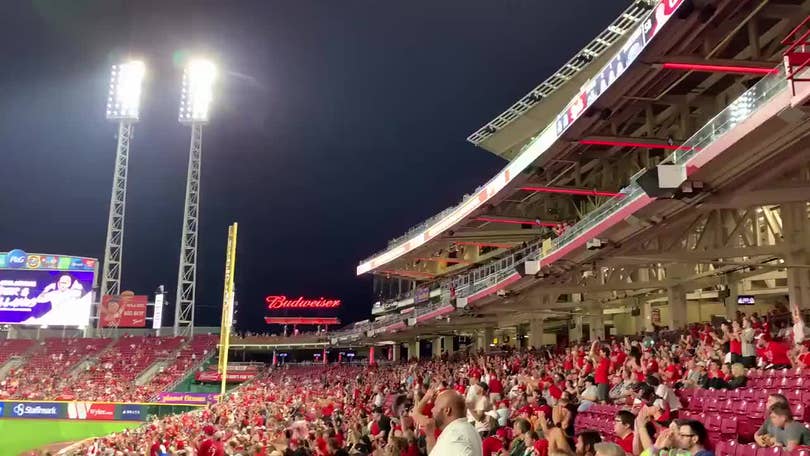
[575,367,810,455]
[0,334,218,402]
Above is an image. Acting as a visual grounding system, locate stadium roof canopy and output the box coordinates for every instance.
[355,0,808,285]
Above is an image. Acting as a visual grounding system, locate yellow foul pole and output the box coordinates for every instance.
[218,222,238,397]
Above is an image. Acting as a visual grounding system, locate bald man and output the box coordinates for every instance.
[425,389,483,456]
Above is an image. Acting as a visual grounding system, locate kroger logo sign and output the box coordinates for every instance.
[7,250,27,269]
[11,402,59,418]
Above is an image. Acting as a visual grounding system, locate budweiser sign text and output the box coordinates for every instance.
[266,295,341,310]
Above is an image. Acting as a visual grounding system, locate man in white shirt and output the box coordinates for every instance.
[425,390,483,456]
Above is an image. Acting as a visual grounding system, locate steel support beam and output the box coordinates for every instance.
[101,122,133,300]
[174,123,203,336]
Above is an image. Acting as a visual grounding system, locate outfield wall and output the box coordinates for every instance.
[0,400,202,421]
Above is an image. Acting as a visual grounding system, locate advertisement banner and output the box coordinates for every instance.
[5,402,64,419]
[194,371,255,383]
[156,392,218,405]
[554,0,685,136]
[205,364,258,373]
[67,402,116,420]
[117,404,144,421]
[0,270,94,325]
[100,293,147,328]
[413,287,430,304]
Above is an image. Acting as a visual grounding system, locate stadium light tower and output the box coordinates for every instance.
[174,58,217,336]
[101,60,145,302]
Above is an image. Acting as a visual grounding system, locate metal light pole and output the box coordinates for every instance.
[174,59,217,336]
[101,61,145,313]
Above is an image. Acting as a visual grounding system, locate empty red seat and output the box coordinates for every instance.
[705,414,722,431]
[743,389,757,402]
[715,440,731,456]
[793,404,808,422]
[757,446,784,456]
[739,443,759,456]
[721,417,738,437]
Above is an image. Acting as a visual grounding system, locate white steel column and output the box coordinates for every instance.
[589,305,605,341]
[174,123,203,336]
[100,121,133,299]
[529,318,545,348]
[432,337,442,358]
[667,285,688,329]
[783,203,810,312]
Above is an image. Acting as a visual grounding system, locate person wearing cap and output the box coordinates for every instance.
[681,360,706,389]
[577,376,599,412]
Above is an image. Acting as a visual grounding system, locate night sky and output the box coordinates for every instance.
[0,0,628,330]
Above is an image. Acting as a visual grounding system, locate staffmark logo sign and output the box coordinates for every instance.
[10,402,59,418]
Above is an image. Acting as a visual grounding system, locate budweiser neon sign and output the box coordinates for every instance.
[265,295,341,310]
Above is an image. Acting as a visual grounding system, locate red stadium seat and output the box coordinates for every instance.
[793,403,808,422]
[721,417,738,436]
[739,443,760,456]
[757,446,784,456]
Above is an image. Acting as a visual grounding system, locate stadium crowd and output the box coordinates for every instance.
[0,334,218,403]
[45,309,810,456]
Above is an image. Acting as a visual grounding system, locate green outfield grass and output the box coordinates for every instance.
[0,419,141,455]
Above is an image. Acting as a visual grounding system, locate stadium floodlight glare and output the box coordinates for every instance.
[106,60,146,121]
[179,59,217,124]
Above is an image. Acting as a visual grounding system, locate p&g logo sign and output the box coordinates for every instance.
[7,250,27,269]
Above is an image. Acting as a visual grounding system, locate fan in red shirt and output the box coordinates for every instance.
[613,410,635,453]
[149,439,168,456]
[488,375,504,399]
[592,341,611,403]
[482,428,507,456]
[767,338,792,368]
[197,427,225,456]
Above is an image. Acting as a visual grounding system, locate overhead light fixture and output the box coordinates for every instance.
[106,60,146,121]
[454,241,515,249]
[660,62,779,76]
[475,217,557,227]
[579,139,694,151]
[520,186,622,198]
[179,58,217,124]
